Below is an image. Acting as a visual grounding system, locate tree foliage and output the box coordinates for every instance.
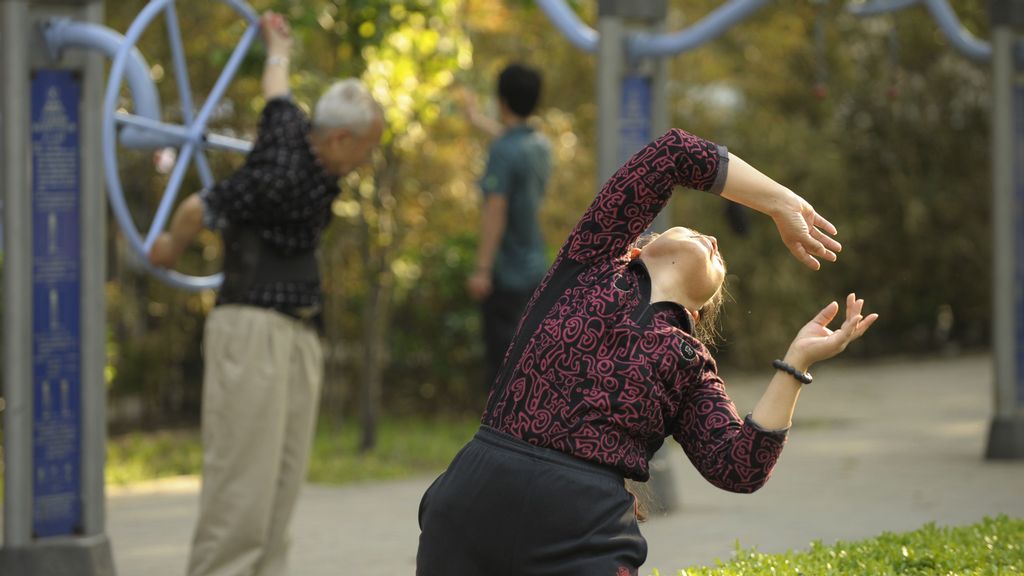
[660,0,989,362]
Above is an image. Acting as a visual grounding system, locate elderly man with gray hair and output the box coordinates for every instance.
[148,11,383,576]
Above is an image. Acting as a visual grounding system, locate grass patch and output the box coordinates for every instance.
[106,429,204,485]
[307,416,478,484]
[651,515,1024,576]
[105,415,478,486]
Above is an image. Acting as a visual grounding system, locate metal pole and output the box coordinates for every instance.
[4,1,116,571]
[2,0,34,548]
[80,0,107,534]
[650,21,670,232]
[992,10,1015,424]
[642,11,678,515]
[986,0,1024,459]
[597,10,625,185]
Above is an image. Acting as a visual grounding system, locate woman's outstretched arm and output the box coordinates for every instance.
[563,129,727,264]
[720,154,842,270]
[750,293,879,429]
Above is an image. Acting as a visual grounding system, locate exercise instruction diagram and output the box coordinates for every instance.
[30,69,83,538]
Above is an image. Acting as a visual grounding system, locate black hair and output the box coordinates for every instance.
[497,63,542,118]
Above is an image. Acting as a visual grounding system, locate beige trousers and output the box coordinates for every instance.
[187,305,323,576]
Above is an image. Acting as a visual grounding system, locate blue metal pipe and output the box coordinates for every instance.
[144,141,195,252]
[847,0,921,17]
[42,18,161,121]
[923,0,990,62]
[113,112,253,153]
[847,0,991,62]
[188,25,260,143]
[628,0,772,58]
[535,0,598,53]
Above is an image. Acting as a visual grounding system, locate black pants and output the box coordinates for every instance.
[481,287,534,391]
[416,427,647,576]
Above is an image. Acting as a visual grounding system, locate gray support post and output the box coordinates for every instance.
[649,20,671,232]
[650,33,669,142]
[3,0,35,548]
[597,2,626,185]
[2,0,116,573]
[79,0,108,535]
[642,15,680,515]
[986,0,1024,459]
[597,0,683,514]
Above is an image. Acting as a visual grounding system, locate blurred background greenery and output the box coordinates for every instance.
[92,0,988,445]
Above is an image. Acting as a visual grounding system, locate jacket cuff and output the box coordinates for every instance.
[708,145,730,195]
[744,413,790,437]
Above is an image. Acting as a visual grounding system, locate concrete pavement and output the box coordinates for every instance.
[95,354,1024,574]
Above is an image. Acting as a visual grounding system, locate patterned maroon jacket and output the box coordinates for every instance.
[481,129,788,491]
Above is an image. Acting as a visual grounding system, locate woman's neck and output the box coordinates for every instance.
[643,254,703,312]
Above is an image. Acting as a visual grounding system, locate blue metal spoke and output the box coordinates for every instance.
[115,111,189,144]
[162,1,216,187]
[189,23,259,141]
[163,1,197,127]
[143,141,195,252]
[206,131,253,153]
[116,112,252,153]
[193,148,215,189]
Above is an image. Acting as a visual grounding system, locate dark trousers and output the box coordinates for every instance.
[416,427,647,576]
[481,286,534,391]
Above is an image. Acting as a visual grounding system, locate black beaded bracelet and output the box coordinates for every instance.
[772,359,813,385]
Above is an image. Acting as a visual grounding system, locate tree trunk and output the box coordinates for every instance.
[359,146,399,453]
[358,257,392,452]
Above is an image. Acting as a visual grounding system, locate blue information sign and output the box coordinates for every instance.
[620,75,653,164]
[30,69,83,538]
[1015,82,1024,406]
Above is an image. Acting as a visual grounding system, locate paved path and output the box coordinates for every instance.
[93,354,1024,574]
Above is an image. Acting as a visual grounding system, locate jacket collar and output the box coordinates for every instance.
[627,258,694,334]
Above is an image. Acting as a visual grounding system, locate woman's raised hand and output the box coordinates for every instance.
[718,153,842,270]
[784,293,878,370]
[771,193,842,270]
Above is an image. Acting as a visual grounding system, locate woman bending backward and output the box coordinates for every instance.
[416,128,878,576]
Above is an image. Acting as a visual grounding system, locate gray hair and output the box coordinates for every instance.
[313,78,381,135]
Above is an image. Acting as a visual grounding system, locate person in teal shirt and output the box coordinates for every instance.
[465,63,552,392]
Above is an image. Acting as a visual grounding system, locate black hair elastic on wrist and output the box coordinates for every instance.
[772,359,812,385]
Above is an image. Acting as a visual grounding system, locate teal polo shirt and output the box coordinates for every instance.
[479,124,552,292]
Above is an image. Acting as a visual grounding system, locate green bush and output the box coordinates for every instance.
[652,516,1023,576]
